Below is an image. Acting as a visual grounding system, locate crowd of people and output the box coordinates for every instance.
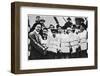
[28,16,88,60]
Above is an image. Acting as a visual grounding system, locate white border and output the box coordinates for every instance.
[20,6,95,70]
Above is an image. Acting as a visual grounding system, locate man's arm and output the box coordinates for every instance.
[29,33,46,54]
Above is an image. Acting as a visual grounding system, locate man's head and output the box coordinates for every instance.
[35,16,41,23]
[42,28,48,34]
[51,29,57,37]
[80,25,85,32]
[49,24,55,30]
[35,24,42,32]
[67,17,71,22]
[40,19,45,24]
[67,27,72,34]
[57,26,62,33]
[36,16,40,20]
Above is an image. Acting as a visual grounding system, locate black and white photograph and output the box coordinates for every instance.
[28,15,88,60]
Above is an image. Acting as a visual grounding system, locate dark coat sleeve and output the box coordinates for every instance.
[29,33,45,55]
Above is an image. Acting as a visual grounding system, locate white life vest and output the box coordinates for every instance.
[60,34,70,53]
[78,30,87,50]
[69,32,79,53]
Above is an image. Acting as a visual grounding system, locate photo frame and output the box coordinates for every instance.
[11,2,98,74]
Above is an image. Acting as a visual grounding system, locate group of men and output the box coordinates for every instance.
[28,16,88,60]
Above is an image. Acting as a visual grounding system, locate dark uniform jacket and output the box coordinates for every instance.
[29,31,45,60]
[62,21,72,29]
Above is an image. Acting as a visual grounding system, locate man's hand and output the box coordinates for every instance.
[43,47,48,55]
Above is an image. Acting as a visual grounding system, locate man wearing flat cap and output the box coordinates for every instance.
[62,17,73,30]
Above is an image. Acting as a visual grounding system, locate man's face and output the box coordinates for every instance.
[58,27,62,33]
[40,20,45,24]
[67,29,72,34]
[52,30,56,36]
[43,29,48,34]
[50,25,54,30]
[68,20,71,22]
[36,16,40,20]
[35,24,41,32]
[52,32,56,38]
[80,25,84,32]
